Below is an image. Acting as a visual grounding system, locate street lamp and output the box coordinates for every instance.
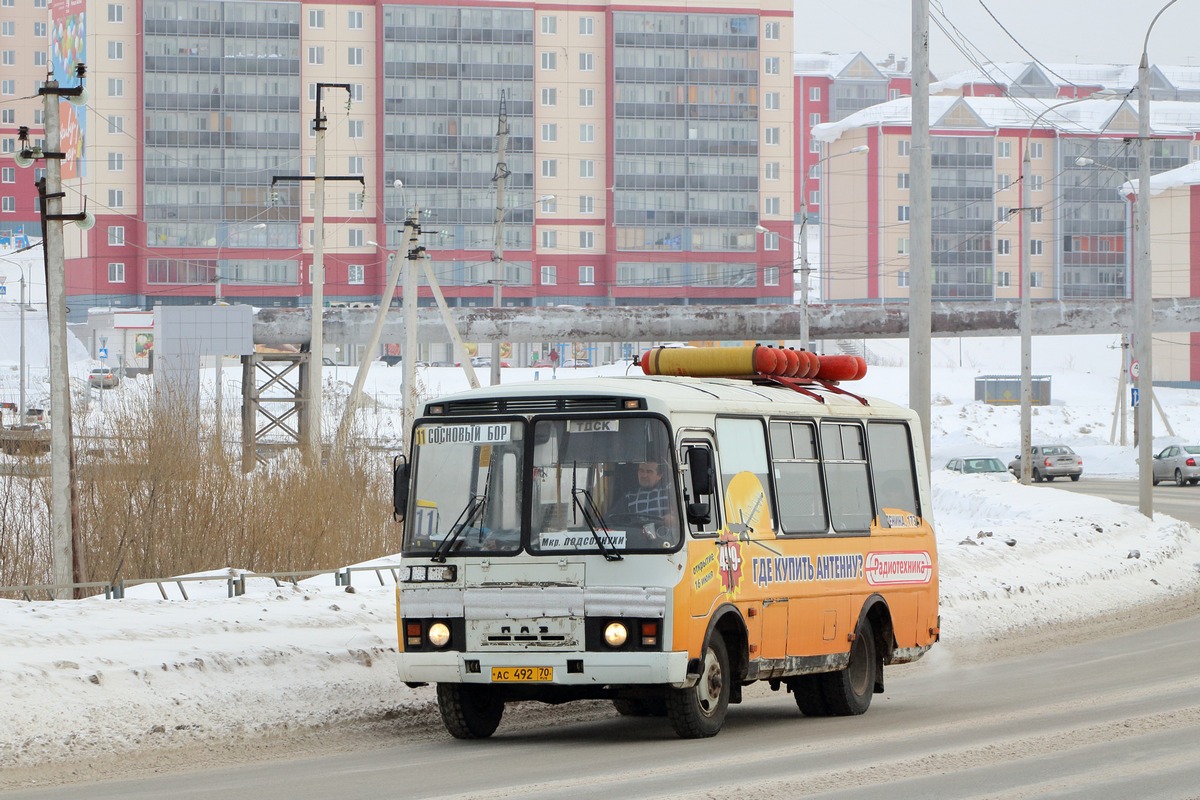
[1015,93,1118,485]
[759,144,867,352]
[1132,0,1179,519]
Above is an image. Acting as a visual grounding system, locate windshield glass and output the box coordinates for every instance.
[964,458,1004,473]
[529,417,681,554]
[404,420,524,557]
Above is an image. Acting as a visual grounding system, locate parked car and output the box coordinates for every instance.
[561,359,591,368]
[468,357,511,368]
[379,354,403,366]
[88,367,119,389]
[1007,445,1083,482]
[1151,444,1200,486]
[945,456,1008,475]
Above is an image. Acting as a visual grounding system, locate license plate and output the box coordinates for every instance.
[491,666,553,682]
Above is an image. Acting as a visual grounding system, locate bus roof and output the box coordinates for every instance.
[422,375,914,421]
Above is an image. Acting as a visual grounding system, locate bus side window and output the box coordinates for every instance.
[820,421,873,533]
[714,417,775,534]
[867,422,920,521]
[769,420,828,534]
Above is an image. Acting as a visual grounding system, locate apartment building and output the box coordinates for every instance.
[0,0,50,242]
[3,0,796,318]
[932,60,1200,102]
[812,94,1199,306]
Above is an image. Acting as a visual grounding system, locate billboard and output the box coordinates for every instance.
[50,0,87,179]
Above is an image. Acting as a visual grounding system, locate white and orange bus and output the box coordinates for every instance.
[393,346,939,739]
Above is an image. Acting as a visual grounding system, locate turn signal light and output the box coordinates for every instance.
[640,622,659,648]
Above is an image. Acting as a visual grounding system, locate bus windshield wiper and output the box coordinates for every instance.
[571,480,622,562]
[432,493,487,563]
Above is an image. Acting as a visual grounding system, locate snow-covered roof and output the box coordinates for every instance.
[1123,160,1200,198]
[793,52,871,79]
[932,61,1200,95]
[812,94,1200,144]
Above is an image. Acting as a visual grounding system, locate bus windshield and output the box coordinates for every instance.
[405,420,525,557]
[529,416,680,554]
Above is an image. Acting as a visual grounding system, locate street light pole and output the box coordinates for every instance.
[1134,0,1178,518]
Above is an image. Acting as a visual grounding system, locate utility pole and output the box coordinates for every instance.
[271,83,360,462]
[908,0,932,470]
[489,93,510,387]
[15,69,91,596]
[402,210,422,446]
[19,271,26,421]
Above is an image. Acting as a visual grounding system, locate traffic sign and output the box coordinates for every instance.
[0,285,6,296]
[1129,359,1140,382]
[98,347,109,358]
[1131,387,1140,408]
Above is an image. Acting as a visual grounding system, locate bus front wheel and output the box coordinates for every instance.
[666,636,731,738]
[436,683,505,739]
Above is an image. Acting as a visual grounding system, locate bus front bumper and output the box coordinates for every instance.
[398,649,691,687]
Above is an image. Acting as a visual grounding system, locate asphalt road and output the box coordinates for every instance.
[1040,477,1200,528]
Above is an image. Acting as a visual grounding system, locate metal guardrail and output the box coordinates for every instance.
[0,563,402,601]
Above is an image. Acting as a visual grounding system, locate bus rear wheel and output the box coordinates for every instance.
[666,636,730,738]
[814,618,878,716]
[436,683,505,739]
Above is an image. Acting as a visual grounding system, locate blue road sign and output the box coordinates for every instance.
[1131,387,1139,408]
[99,347,109,358]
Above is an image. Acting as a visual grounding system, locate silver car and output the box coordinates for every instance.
[945,456,1007,475]
[1008,445,1083,482]
[1151,445,1200,486]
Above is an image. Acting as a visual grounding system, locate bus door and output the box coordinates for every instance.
[676,433,725,644]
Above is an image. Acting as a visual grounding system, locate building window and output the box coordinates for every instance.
[765,197,781,215]
[765,162,780,181]
[0,109,11,124]
[108,226,125,245]
[540,196,557,213]
[997,271,1010,287]
[579,52,593,71]
[889,89,901,100]
[107,189,123,208]
[348,191,363,211]
[308,46,324,65]
[348,120,364,139]
[108,115,123,133]
[810,139,821,153]
[33,51,47,67]
[541,123,557,142]
[579,230,595,249]
[108,262,125,283]
[107,152,123,171]
[541,230,557,249]
[1,167,13,183]
[580,16,594,35]
[579,265,594,285]
[107,40,123,60]
[808,113,821,127]
[1,196,14,212]
[1030,271,1043,288]
[541,159,557,177]
[763,232,779,251]
[997,239,1010,255]
[541,15,556,34]
[765,92,780,110]
[764,57,780,75]
[809,86,820,101]
[765,127,781,145]
[1030,239,1043,256]
[540,265,557,284]
[107,3,122,22]
[764,266,779,286]
[308,9,324,28]
[764,20,781,39]
[33,21,46,36]
[996,174,1010,190]
[579,123,594,143]
[809,190,819,206]
[348,156,363,174]
[897,172,910,189]
[540,87,557,106]
[579,88,594,107]
[998,141,1011,158]
[0,80,12,95]
[348,264,364,285]
[579,195,594,214]
[1030,142,1043,159]
[107,77,123,97]
[898,205,910,221]
[580,160,594,178]
[347,10,363,29]
[897,237,910,254]
[1030,207,1043,223]
[348,47,364,66]
[1031,175,1043,191]
[350,84,364,103]
[3,21,16,36]
[898,139,911,157]
[348,229,364,247]
[898,271,910,287]
[541,51,557,70]
[997,206,1011,222]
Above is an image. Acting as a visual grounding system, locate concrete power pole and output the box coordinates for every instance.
[908,0,933,469]
[490,94,510,387]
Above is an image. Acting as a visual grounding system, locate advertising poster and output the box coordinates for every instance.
[50,0,87,179]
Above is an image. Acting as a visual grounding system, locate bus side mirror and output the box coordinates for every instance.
[686,446,714,496]
[393,456,410,521]
[686,502,711,526]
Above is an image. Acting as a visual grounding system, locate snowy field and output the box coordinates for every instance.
[2,318,1200,770]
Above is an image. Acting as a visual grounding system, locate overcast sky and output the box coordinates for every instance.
[797,0,1198,78]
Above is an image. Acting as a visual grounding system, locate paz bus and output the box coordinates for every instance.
[393,345,939,739]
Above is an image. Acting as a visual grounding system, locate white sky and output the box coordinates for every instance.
[3,336,1200,770]
[797,0,1200,76]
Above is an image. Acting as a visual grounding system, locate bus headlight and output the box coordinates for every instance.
[428,622,451,648]
[604,622,628,648]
